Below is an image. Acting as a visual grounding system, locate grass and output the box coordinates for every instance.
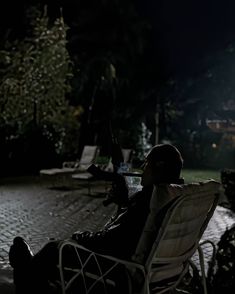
[182,168,221,183]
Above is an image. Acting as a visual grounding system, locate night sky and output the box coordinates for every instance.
[137,0,235,76]
[2,0,235,78]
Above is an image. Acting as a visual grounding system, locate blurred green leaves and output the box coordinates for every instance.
[0,7,80,158]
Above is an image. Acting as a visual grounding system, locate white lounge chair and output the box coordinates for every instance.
[57,179,220,294]
[39,146,99,189]
[40,145,99,177]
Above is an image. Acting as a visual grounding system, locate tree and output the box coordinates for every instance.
[0,6,79,172]
[56,0,153,150]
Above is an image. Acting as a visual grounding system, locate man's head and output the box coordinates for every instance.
[141,144,183,186]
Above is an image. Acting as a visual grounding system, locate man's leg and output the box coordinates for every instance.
[28,240,61,294]
[9,238,61,294]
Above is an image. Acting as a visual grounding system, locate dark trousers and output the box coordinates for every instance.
[14,240,130,294]
[14,240,60,294]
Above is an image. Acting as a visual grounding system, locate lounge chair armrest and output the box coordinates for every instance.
[62,161,79,168]
[58,240,146,294]
[59,239,145,271]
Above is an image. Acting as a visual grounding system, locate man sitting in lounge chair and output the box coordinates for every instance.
[9,144,184,294]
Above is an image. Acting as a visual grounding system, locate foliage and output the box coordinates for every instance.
[159,45,235,168]
[221,169,235,211]
[60,0,152,149]
[136,122,152,160]
[211,224,235,294]
[0,7,79,168]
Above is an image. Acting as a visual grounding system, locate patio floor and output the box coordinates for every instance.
[0,175,234,293]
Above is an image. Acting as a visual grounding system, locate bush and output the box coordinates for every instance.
[211,225,235,293]
[0,7,80,173]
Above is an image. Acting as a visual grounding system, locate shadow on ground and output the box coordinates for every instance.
[0,269,14,294]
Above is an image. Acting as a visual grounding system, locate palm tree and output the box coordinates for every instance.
[59,0,152,149]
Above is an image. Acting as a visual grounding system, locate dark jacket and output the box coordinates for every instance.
[72,186,153,259]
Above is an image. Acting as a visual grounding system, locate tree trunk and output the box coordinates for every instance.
[155,104,160,145]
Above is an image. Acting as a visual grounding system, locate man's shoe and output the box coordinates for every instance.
[9,236,34,269]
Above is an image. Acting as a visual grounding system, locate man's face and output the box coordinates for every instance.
[141,154,165,186]
[141,159,155,187]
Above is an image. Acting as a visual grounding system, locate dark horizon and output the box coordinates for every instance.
[2,0,235,78]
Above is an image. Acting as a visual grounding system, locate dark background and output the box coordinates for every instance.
[0,0,234,173]
[2,0,235,77]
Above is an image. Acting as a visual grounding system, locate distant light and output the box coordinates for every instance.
[212,143,217,149]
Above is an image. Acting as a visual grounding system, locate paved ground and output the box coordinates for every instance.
[0,175,116,293]
[0,175,234,293]
[0,176,116,268]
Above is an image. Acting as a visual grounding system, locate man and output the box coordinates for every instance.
[9,144,184,293]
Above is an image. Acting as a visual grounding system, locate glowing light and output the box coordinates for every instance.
[212,143,217,148]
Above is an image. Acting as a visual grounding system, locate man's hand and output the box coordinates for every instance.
[104,174,129,206]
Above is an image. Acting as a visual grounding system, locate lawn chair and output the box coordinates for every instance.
[57,179,220,294]
[122,148,133,165]
[40,146,99,176]
[39,145,98,189]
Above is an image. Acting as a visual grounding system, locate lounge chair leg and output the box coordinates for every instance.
[198,245,207,294]
[88,181,91,195]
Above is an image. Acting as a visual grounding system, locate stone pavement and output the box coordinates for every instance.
[0,176,116,270]
[0,175,235,292]
[193,204,235,271]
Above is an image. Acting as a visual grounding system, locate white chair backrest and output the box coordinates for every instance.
[133,180,220,281]
[77,145,99,172]
[122,149,133,163]
[79,145,98,165]
[104,148,133,172]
